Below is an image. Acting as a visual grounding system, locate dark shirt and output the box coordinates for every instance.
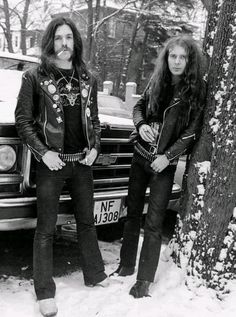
[156,83,176,123]
[53,67,87,153]
[143,83,176,146]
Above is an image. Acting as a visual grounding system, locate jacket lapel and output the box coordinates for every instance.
[39,73,64,113]
[79,69,91,111]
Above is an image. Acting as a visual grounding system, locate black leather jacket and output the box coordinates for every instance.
[132,85,205,161]
[15,65,101,161]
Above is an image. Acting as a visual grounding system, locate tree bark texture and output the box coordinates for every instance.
[172,0,236,295]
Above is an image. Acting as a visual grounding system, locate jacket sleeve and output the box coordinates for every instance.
[15,71,49,160]
[133,86,150,130]
[90,78,101,154]
[165,103,205,161]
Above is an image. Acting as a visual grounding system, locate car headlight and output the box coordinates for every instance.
[0,145,16,171]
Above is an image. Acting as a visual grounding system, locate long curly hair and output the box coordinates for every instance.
[150,35,206,113]
[40,17,86,74]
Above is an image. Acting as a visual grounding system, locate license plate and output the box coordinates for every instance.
[94,199,121,225]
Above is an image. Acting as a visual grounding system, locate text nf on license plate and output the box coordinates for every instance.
[94,199,122,225]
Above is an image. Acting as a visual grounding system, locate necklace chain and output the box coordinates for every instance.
[57,68,75,92]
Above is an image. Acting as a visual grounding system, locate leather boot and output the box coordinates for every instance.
[129,280,151,298]
[110,265,135,277]
[86,276,110,288]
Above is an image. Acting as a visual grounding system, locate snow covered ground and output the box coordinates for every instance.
[0,237,235,317]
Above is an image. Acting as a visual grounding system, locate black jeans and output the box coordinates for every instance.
[34,161,106,300]
[120,152,176,282]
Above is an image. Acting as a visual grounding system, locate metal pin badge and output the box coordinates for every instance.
[86,108,91,117]
[81,88,88,98]
[48,84,56,94]
[53,94,59,101]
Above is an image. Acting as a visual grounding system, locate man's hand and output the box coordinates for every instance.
[139,124,155,143]
[42,151,65,171]
[151,155,169,173]
[80,148,98,166]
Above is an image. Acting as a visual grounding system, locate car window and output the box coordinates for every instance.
[98,94,132,119]
[0,57,38,71]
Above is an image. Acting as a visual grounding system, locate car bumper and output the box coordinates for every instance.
[0,184,181,231]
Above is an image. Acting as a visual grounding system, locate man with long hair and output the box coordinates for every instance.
[111,35,206,298]
[15,17,108,316]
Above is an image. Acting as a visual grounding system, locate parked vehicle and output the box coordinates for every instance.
[0,51,39,71]
[0,53,182,234]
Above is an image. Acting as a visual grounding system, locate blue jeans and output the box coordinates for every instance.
[34,161,106,300]
[120,152,176,282]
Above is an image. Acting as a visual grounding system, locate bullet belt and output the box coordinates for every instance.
[134,141,177,165]
[59,152,86,162]
[134,141,158,162]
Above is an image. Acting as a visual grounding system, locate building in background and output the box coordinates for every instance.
[0,0,207,95]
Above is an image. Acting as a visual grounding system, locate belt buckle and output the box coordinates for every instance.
[149,145,157,155]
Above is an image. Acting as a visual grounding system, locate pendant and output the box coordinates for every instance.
[66,83,72,91]
[67,93,77,106]
[56,116,63,124]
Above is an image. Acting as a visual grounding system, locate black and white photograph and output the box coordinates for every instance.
[0,0,235,316]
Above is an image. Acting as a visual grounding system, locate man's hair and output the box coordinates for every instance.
[150,35,206,111]
[40,17,86,73]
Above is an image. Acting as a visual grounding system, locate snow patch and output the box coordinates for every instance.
[1,239,235,317]
[197,184,205,195]
[195,161,211,182]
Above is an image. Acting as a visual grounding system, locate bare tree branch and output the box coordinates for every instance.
[93,0,136,38]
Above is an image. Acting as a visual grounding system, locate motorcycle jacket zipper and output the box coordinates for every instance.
[156,99,180,151]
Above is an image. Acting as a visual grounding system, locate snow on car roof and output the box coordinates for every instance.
[0,51,39,64]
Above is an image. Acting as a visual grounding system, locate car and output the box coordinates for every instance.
[0,53,182,239]
[0,51,39,71]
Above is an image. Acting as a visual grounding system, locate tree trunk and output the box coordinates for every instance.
[99,0,108,83]
[172,0,236,296]
[20,0,31,55]
[114,24,128,97]
[86,0,94,64]
[135,27,149,91]
[119,16,139,94]
[119,0,147,94]
[2,0,14,52]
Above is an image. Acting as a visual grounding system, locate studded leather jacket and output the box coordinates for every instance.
[15,65,101,161]
[132,84,205,162]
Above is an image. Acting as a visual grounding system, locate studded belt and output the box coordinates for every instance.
[134,141,177,165]
[134,141,158,162]
[59,152,86,162]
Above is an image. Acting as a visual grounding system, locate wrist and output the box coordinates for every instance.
[136,121,146,131]
[164,154,170,164]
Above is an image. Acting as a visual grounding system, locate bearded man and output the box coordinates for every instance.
[15,17,109,317]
